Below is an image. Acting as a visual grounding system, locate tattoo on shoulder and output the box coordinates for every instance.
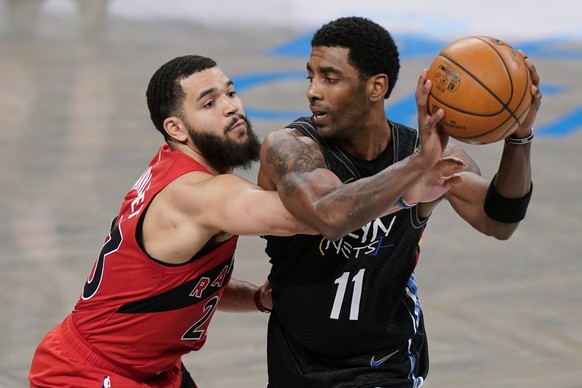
[265,137,325,177]
[265,135,326,196]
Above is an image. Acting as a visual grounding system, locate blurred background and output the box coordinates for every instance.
[1,1,581,387]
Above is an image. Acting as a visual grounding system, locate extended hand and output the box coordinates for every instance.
[403,156,466,204]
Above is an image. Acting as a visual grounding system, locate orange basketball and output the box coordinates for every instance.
[427,36,532,144]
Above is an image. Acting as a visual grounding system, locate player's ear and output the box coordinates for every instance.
[368,74,388,102]
[164,116,188,142]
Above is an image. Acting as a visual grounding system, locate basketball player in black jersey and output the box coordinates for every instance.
[258,16,542,387]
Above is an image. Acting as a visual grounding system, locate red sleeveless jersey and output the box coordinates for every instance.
[70,144,238,379]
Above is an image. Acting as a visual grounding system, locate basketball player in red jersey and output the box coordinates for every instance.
[28,55,319,388]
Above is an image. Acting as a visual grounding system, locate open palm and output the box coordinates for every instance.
[404,156,466,204]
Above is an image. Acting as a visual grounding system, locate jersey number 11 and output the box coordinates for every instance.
[330,268,365,321]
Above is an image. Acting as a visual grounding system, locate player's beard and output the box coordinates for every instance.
[187,114,261,171]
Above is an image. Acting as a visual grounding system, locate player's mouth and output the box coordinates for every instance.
[311,110,327,125]
[227,119,246,134]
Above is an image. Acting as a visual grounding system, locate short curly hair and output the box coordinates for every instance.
[311,16,400,99]
[146,55,217,139]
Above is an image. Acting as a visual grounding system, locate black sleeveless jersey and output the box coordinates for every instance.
[265,117,429,357]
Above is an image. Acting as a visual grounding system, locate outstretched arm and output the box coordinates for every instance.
[142,171,317,265]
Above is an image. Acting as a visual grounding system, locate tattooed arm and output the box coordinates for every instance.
[257,73,468,240]
[258,128,442,241]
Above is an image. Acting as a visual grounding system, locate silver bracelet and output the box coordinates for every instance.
[505,129,534,145]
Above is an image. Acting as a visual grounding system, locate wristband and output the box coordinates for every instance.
[397,197,415,209]
[254,287,271,313]
[505,129,534,145]
[483,176,533,223]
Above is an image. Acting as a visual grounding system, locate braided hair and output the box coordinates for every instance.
[146,55,217,140]
[311,16,400,99]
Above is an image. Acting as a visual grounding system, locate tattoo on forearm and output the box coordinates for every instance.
[312,170,397,222]
[334,174,394,220]
[265,133,410,225]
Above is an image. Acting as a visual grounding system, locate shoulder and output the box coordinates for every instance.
[168,171,256,204]
[389,121,420,157]
[391,121,418,135]
[261,133,324,163]
[262,118,324,160]
[157,171,213,212]
[153,171,261,235]
[260,119,327,180]
[391,122,419,145]
[264,117,316,143]
[155,171,254,221]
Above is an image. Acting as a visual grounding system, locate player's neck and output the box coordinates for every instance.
[337,116,392,161]
[171,141,231,175]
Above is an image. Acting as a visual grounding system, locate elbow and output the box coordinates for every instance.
[491,231,513,241]
[310,214,352,242]
[320,228,347,242]
[485,222,519,241]
[289,200,352,241]
[299,219,344,241]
